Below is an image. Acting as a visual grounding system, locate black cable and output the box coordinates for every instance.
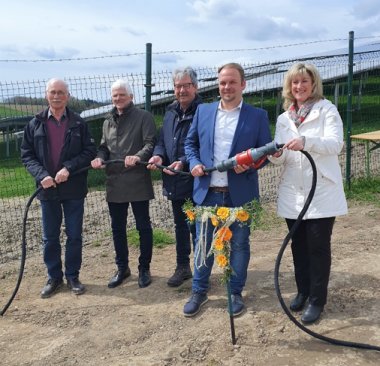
[274,150,380,351]
[0,158,191,316]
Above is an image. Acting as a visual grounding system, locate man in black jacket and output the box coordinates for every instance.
[147,67,202,287]
[21,78,96,298]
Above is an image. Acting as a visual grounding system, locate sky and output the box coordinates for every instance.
[0,0,380,82]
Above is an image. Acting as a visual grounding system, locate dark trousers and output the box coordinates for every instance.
[40,198,84,280]
[108,201,153,271]
[171,199,196,267]
[286,217,335,306]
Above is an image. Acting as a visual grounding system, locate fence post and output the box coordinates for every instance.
[145,43,152,112]
[345,31,354,188]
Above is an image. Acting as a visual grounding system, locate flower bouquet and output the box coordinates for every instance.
[183,200,262,283]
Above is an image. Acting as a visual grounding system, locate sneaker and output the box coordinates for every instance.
[167,265,192,287]
[183,293,208,317]
[231,294,245,317]
[40,278,63,298]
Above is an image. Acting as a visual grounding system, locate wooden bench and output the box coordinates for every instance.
[351,130,380,177]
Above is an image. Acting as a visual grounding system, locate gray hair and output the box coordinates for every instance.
[111,79,133,95]
[45,78,69,93]
[172,67,198,87]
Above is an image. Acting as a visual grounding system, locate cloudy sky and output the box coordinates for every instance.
[1,0,379,82]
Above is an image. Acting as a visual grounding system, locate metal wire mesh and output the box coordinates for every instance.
[1,49,380,265]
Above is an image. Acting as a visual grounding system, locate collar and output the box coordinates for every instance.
[48,108,67,120]
[218,99,243,112]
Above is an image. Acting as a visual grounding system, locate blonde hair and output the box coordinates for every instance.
[282,63,323,110]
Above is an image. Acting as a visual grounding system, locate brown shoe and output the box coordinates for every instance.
[167,265,192,287]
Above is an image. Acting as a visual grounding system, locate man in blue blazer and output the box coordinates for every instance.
[184,63,272,317]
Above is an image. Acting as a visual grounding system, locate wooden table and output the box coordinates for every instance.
[351,130,380,177]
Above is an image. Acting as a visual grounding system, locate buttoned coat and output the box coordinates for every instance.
[269,99,348,219]
[97,103,156,203]
[185,101,272,207]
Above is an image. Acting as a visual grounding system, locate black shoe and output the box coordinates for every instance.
[108,268,131,288]
[167,265,192,287]
[138,268,152,288]
[40,278,63,298]
[290,293,308,311]
[301,304,324,324]
[67,278,85,295]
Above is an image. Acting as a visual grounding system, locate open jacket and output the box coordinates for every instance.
[185,101,272,207]
[21,107,97,201]
[153,95,202,200]
[269,98,348,219]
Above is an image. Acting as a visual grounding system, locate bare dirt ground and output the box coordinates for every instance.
[0,201,379,366]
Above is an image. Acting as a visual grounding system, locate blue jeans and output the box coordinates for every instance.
[40,198,84,280]
[192,191,251,295]
[171,199,196,267]
[108,201,153,271]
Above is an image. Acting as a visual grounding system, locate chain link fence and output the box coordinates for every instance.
[1,47,380,265]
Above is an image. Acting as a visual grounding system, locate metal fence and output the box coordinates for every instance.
[1,43,380,266]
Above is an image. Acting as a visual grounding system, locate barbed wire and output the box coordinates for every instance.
[1,36,380,63]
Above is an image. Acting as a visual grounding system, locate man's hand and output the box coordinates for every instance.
[91,157,105,169]
[163,161,183,175]
[40,176,56,189]
[191,164,206,177]
[147,155,163,170]
[233,164,250,174]
[55,167,70,184]
[125,155,141,167]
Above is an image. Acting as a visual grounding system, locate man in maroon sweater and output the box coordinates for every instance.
[21,79,96,298]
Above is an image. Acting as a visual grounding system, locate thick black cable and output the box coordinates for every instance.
[274,150,380,351]
[0,159,190,316]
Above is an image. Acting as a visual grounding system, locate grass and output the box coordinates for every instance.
[345,177,380,206]
[127,228,174,248]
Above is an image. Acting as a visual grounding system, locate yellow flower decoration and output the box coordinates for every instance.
[211,215,219,227]
[217,227,232,241]
[236,209,249,222]
[214,237,224,251]
[216,207,230,220]
[216,254,228,268]
[185,210,196,222]
[182,199,262,284]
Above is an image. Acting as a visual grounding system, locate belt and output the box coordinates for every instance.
[209,186,229,193]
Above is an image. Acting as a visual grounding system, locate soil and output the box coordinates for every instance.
[0,201,379,366]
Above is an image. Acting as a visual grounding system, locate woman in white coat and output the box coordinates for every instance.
[269,63,347,324]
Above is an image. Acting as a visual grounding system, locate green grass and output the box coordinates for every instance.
[127,228,174,248]
[0,164,35,197]
[345,177,380,206]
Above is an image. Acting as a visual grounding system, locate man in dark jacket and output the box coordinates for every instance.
[21,78,96,298]
[147,67,202,287]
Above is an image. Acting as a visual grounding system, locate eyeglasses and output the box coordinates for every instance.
[174,83,193,90]
[47,90,68,97]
